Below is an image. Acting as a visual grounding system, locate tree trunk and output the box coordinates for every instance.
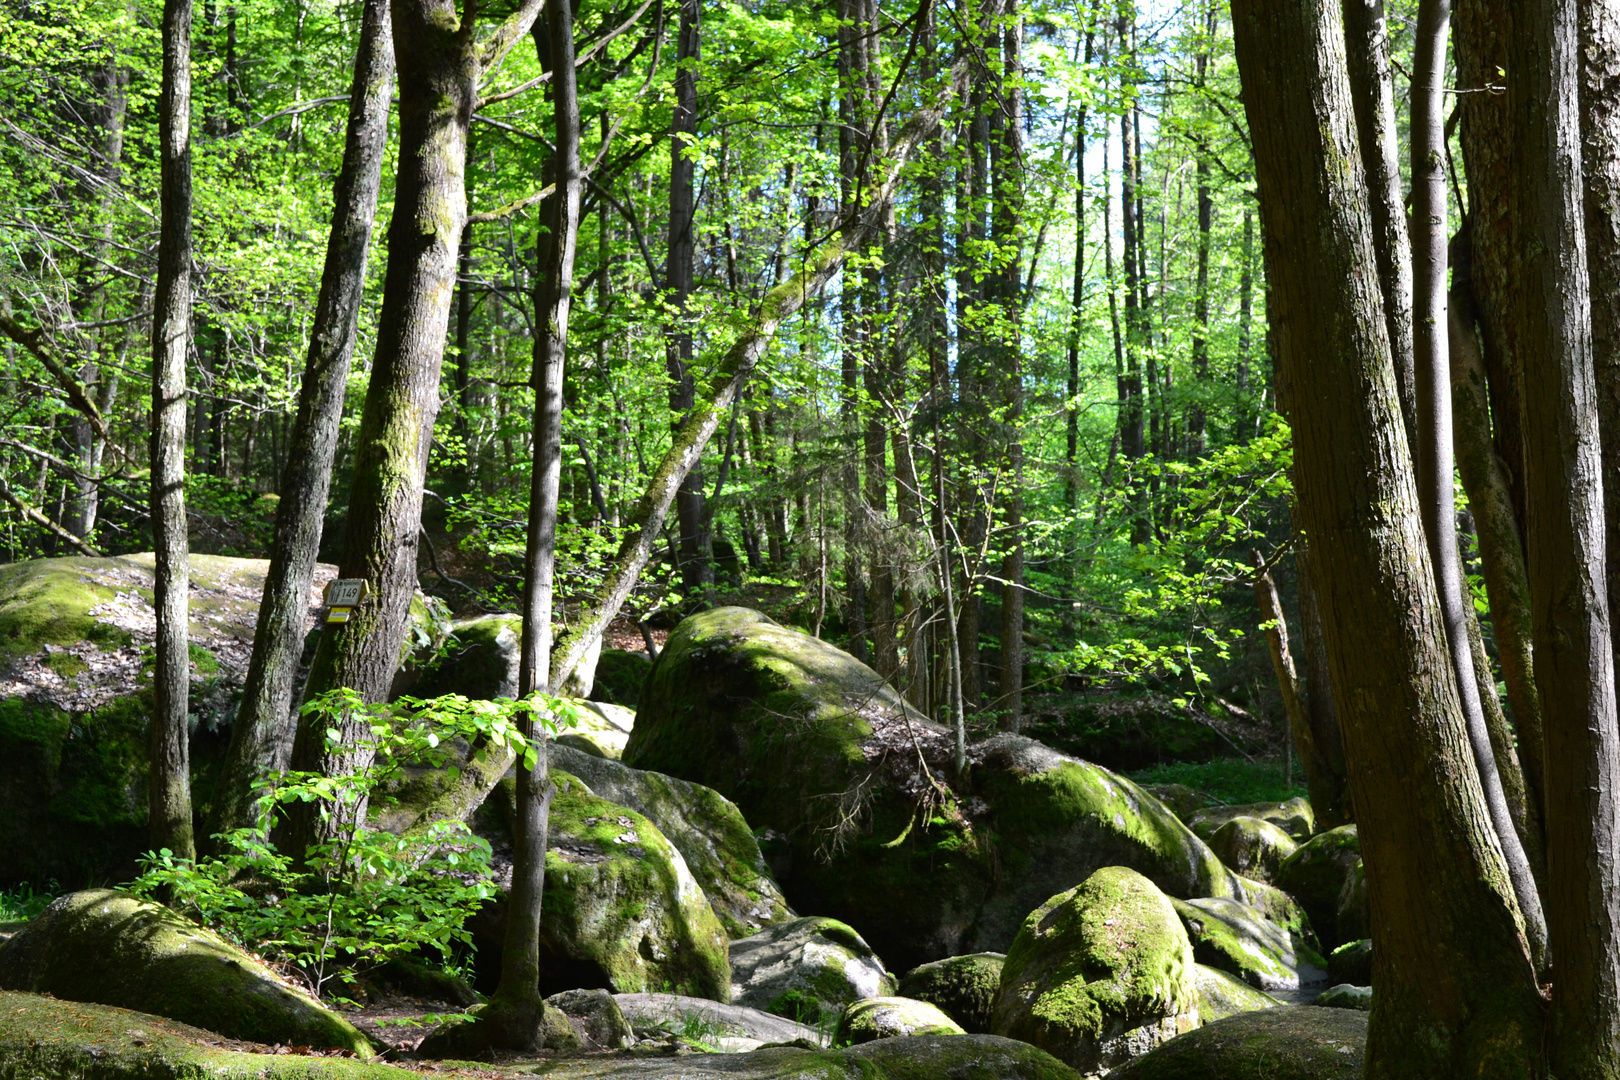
[215,0,393,837]
[150,0,195,862]
[667,0,707,601]
[1233,1,1546,1075]
[289,0,543,850]
[994,1,1024,731]
[1251,550,1339,822]
[486,0,579,1044]
[1511,0,1620,1065]
[1295,543,1350,825]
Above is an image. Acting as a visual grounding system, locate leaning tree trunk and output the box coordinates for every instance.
[1512,0,1620,1069]
[1232,1,1546,1076]
[150,0,195,862]
[215,0,394,837]
[287,0,544,855]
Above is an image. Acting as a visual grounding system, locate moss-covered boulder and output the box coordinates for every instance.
[0,555,322,886]
[1190,965,1279,1025]
[1231,875,1318,949]
[394,613,521,701]
[566,701,637,760]
[835,997,966,1044]
[626,608,1241,970]
[991,866,1199,1074]
[1142,784,1219,823]
[473,773,731,1000]
[592,648,653,709]
[729,916,895,1025]
[550,742,793,938]
[614,991,825,1046]
[1207,816,1297,882]
[1328,939,1372,987]
[1170,897,1326,991]
[897,953,1004,1034]
[0,890,372,1053]
[1314,983,1371,1011]
[1189,797,1315,843]
[547,989,635,1050]
[1108,1006,1366,1080]
[1021,693,1239,771]
[1272,825,1361,948]
[1336,858,1369,942]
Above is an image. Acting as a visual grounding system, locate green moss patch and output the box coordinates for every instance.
[1109,1006,1366,1080]
[834,997,965,1044]
[898,953,1004,1034]
[1189,964,1279,1025]
[0,558,126,658]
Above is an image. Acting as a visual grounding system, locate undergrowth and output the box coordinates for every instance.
[1128,755,1307,805]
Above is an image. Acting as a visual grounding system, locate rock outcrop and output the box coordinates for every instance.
[626,607,1242,969]
[1109,1006,1366,1080]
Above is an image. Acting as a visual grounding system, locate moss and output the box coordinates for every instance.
[592,648,652,708]
[0,991,419,1080]
[1170,896,1325,991]
[1328,939,1372,986]
[403,614,521,701]
[992,867,1197,1073]
[732,916,895,1025]
[1273,825,1361,948]
[1109,1006,1366,1080]
[0,558,128,658]
[0,891,374,1054]
[897,954,1004,1034]
[45,651,88,678]
[187,642,219,675]
[1190,797,1315,843]
[835,997,966,1044]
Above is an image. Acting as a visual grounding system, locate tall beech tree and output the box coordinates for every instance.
[149,0,195,862]
[1232,0,1546,1075]
[215,0,395,836]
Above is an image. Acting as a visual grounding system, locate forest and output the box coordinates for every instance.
[0,0,1608,1075]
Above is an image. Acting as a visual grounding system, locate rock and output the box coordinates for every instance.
[1314,983,1372,1011]
[1272,825,1361,948]
[592,648,654,709]
[0,554,331,887]
[729,916,895,1025]
[991,866,1199,1074]
[547,988,635,1049]
[626,608,1241,969]
[562,700,638,760]
[1109,1006,1366,1080]
[0,990,1085,1080]
[0,889,372,1054]
[416,1000,580,1057]
[1328,939,1372,987]
[549,742,794,938]
[472,772,731,1000]
[1190,964,1279,1024]
[897,953,1004,1034]
[1207,816,1298,882]
[1170,896,1326,991]
[613,992,824,1046]
[1231,874,1317,946]
[395,614,520,701]
[1189,797,1315,842]
[1142,783,1219,823]
[834,997,966,1044]
[1020,693,1238,771]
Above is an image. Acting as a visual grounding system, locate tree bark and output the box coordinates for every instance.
[1233,0,1546,1074]
[994,0,1024,731]
[1511,0,1620,1066]
[150,0,195,862]
[667,0,707,601]
[215,0,394,837]
[1295,542,1350,825]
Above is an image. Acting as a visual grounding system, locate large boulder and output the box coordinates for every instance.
[0,555,332,887]
[1329,939,1372,986]
[1190,965,1279,1025]
[1314,984,1372,1011]
[1023,694,1272,772]
[625,607,1242,970]
[1109,1007,1366,1080]
[1189,797,1315,843]
[834,997,965,1044]
[1207,816,1298,882]
[546,988,635,1050]
[549,742,793,938]
[0,890,372,1053]
[897,953,1004,1034]
[592,648,654,709]
[1170,897,1327,991]
[991,866,1200,1074]
[394,613,520,701]
[472,772,731,1000]
[1272,825,1361,948]
[729,916,895,1025]
[613,992,825,1046]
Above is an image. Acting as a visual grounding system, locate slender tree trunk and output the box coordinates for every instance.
[215,0,393,837]
[1295,543,1350,825]
[667,0,707,601]
[1188,1,1213,459]
[1512,0,1620,1066]
[150,0,195,862]
[1236,203,1254,442]
[1252,550,1340,821]
[1410,0,1547,966]
[994,1,1024,731]
[1233,1,1546,1075]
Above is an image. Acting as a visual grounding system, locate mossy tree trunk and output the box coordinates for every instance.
[287,0,543,852]
[149,0,194,862]
[1511,0,1620,1069]
[1232,0,1546,1075]
[216,0,394,838]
